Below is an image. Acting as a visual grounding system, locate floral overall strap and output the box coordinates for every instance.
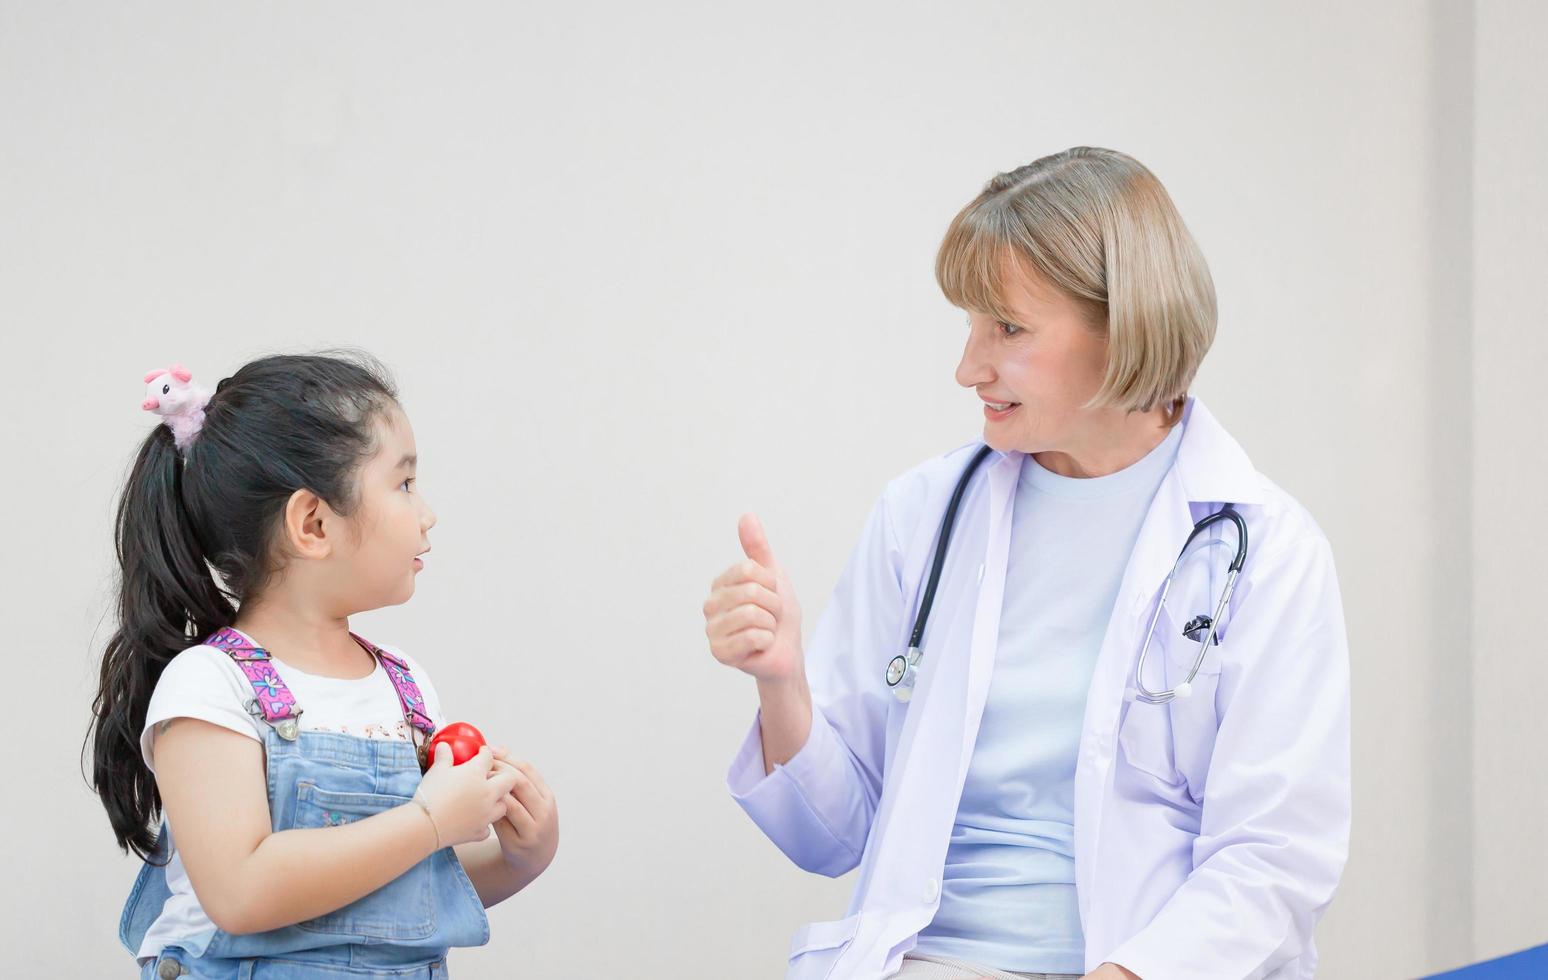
[350,633,437,769]
[205,626,304,741]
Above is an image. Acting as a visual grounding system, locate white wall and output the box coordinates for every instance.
[1470,0,1548,967]
[0,2,1532,976]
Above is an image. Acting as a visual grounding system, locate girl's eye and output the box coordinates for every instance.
[400,478,416,492]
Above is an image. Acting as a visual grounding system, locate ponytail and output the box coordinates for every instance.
[89,424,234,859]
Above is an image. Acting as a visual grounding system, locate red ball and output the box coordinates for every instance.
[427,721,486,766]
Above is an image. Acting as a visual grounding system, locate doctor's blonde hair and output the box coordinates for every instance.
[936,147,1217,424]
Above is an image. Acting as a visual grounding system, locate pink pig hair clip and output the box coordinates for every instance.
[141,363,212,452]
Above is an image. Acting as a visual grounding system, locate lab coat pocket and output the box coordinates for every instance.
[1118,694,1181,786]
[787,913,861,979]
[1162,611,1224,804]
[1118,625,1181,785]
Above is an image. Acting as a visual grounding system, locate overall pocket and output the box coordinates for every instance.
[290,782,437,942]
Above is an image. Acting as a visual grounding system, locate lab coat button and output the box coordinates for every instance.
[924,878,940,902]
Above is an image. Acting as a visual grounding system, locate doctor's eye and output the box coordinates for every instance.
[996,321,1023,337]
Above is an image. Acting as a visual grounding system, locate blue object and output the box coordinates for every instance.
[121,727,488,977]
[1425,943,1548,978]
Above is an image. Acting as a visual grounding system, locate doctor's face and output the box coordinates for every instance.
[954,262,1111,456]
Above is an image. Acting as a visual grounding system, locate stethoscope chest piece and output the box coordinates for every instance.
[886,647,922,702]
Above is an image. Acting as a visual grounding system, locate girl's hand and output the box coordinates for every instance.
[415,743,520,847]
[703,513,805,685]
[489,747,559,877]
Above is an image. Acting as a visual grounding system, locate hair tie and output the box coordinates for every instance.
[141,364,212,453]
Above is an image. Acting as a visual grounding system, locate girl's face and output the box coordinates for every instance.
[336,407,436,609]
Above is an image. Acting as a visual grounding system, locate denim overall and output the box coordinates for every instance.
[120,628,489,978]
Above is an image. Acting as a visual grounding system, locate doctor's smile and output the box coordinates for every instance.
[979,396,1020,420]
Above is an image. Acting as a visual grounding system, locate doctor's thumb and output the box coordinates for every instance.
[738,512,777,568]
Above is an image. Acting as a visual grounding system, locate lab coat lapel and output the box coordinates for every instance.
[1173,398,1264,507]
[853,450,1019,932]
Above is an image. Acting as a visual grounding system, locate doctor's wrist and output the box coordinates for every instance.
[755,672,814,775]
[756,671,810,706]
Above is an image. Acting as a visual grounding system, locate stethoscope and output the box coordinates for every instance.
[884,445,1249,706]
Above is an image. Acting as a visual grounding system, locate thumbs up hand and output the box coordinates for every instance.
[703,513,804,683]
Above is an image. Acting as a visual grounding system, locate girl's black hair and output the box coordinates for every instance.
[88,352,399,859]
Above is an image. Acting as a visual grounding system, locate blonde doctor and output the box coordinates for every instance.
[703,147,1350,980]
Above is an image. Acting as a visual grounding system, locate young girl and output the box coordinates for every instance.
[89,353,558,979]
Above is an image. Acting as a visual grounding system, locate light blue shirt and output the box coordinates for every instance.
[913,422,1184,973]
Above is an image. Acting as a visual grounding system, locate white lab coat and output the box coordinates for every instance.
[727,398,1350,980]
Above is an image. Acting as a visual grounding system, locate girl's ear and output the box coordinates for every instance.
[281,488,335,561]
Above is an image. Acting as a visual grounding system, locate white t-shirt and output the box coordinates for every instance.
[915,422,1183,972]
[135,628,447,961]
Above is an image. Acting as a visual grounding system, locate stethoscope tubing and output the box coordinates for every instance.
[887,446,1248,706]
